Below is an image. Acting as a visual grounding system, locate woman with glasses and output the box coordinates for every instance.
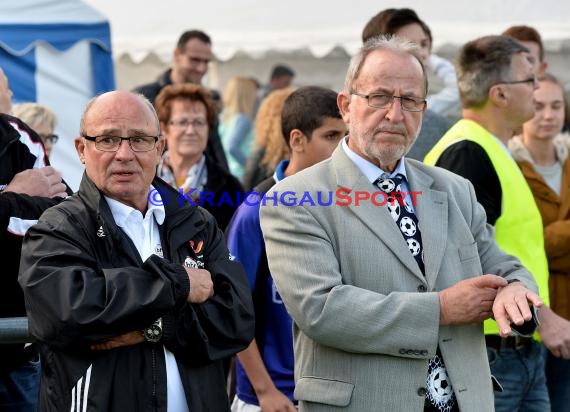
[155,83,244,231]
[12,103,58,158]
[509,73,570,410]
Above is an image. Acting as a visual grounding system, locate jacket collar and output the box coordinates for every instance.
[0,114,32,158]
[77,173,206,255]
[157,69,173,88]
[509,134,570,165]
[331,146,448,286]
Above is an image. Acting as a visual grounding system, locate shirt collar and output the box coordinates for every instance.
[273,159,290,182]
[490,133,513,157]
[105,185,166,226]
[341,136,408,184]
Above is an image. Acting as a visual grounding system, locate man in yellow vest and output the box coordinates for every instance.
[425,35,568,412]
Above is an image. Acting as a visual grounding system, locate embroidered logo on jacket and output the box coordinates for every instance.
[189,240,203,253]
[185,239,205,268]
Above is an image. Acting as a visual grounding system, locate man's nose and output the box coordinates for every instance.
[115,139,135,159]
[385,97,405,122]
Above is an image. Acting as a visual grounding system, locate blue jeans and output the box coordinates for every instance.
[0,354,40,412]
[545,352,570,412]
[487,340,550,412]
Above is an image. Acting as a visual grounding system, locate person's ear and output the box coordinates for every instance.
[489,85,508,107]
[75,137,86,164]
[289,129,306,153]
[337,92,352,124]
[173,47,182,60]
[156,136,166,157]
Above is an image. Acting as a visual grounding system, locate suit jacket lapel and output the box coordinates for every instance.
[332,148,425,281]
[406,160,448,289]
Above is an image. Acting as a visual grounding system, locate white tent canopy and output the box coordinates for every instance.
[0,0,115,190]
[84,0,570,96]
[85,0,570,62]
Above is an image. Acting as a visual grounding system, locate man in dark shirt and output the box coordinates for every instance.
[133,30,228,172]
[425,35,569,412]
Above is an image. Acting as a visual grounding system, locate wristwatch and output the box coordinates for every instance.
[142,318,163,343]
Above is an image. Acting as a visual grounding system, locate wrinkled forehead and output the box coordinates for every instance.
[85,94,158,134]
[355,49,426,95]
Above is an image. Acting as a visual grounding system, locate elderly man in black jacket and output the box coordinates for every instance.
[19,90,254,412]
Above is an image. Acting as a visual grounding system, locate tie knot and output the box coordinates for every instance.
[375,174,404,194]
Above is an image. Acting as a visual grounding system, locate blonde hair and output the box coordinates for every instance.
[221,77,258,123]
[254,87,294,170]
[12,102,57,131]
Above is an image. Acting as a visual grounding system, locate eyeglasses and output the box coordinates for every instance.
[495,77,537,86]
[81,134,159,152]
[168,118,208,130]
[352,92,426,112]
[40,134,58,144]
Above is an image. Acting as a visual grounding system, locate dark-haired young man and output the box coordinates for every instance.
[503,25,548,77]
[226,86,346,412]
[133,30,213,104]
[361,8,455,160]
[258,64,296,102]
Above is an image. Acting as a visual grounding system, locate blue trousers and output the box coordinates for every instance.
[545,352,570,412]
[487,340,550,412]
[0,354,40,412]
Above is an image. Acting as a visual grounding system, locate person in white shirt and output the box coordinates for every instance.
[19,90,254,412]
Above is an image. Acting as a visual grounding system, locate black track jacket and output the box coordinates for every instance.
[19,174,254,411]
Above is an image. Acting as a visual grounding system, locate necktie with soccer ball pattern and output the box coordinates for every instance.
[375,173,458,412]
[375,174,425,273]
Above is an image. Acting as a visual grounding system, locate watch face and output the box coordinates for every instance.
[144,324,162,343]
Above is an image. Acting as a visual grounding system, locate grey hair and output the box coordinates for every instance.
[79,92,160,135]
[343,34,428,95]
[456,35,529,108]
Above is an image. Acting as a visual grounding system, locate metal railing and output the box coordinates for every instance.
[0,317,33,344]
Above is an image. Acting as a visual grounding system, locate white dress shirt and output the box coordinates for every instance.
[106,187,189,412]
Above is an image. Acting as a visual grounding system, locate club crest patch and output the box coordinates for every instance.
[190,240,204,253]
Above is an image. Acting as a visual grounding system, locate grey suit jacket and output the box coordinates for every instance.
[259,144,537,412]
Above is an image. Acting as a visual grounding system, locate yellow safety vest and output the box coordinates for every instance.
[425,119,549,335]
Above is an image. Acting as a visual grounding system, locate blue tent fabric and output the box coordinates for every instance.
[90,41,115,94]
[0,22,114,103]
[0,23,111,55]
[0,48,36,102]
[0,0,115,190]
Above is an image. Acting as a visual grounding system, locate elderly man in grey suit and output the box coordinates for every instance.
[259,35,543,412]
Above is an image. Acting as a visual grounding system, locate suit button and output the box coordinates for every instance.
[417,284,427,292]
[418,387,427,396]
